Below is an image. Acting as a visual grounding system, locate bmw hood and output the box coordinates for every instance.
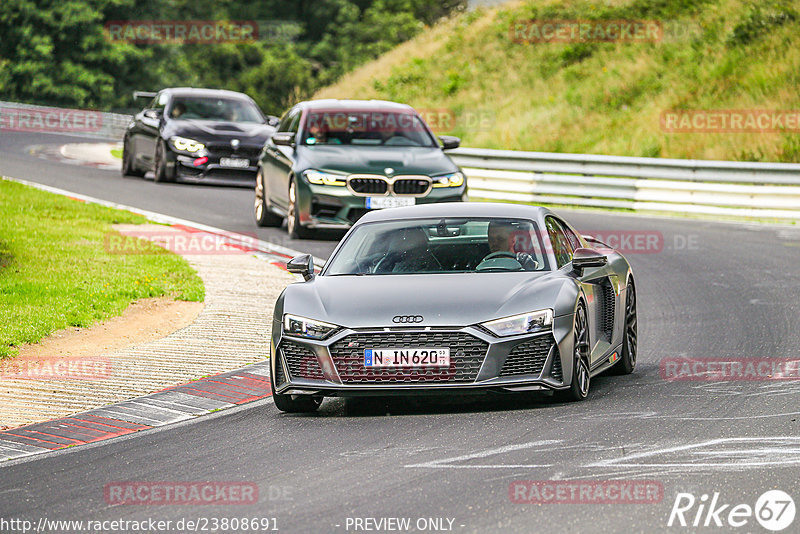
[281,272,575,329]
[298,146,458,176]
[164,119,273,145]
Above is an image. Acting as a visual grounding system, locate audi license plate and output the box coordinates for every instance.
[366,197,416,210]
[219,157,250,168]
[364,348,450,368]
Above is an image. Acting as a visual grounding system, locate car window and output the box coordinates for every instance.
[556,218,582,251]
[300,110,436,147]
[324,218,549,276]
[545,216,573,268]
[278,108,300,133]
[149,93,167,111]
[166,97,263,122]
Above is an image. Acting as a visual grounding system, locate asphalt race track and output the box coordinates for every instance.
[2,131,800,533]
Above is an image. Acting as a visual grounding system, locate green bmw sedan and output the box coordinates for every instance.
[254,99,467,238]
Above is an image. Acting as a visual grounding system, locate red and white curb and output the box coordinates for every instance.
[0,363,272,462]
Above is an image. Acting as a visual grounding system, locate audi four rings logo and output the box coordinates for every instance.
[393,315,423,323]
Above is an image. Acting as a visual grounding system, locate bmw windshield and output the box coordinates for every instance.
[301,110,437,147]
[167,97,264,123]
[324,217,550,275]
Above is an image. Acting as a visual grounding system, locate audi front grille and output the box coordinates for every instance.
[329,331,488,384]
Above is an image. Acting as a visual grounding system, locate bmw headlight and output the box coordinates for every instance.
[283,314,340,340]
[481,309,553,337]
[432,171,464,188]
[171,136,206,154]
[304,169,346,186]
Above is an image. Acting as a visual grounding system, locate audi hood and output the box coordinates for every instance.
[277,272,578,329]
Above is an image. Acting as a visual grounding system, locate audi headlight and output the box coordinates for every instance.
[304,169,346,186]
[481,309,553,337]
[432,171,464,188]
[171,136,206,154]
[283,314,340,340]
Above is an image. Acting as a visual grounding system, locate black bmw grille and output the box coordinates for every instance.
[392,177,430,195]
[600,280,616,341]
[281,340,324,380]
[329,331,488,384]
[349,177,388,195]
[206,145,262,159]
[499,336,554,377]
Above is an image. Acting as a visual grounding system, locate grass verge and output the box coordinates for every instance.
[0,179,204,358]
[316,0,800,162]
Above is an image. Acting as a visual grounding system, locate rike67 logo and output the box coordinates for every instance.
[668,490,795,531]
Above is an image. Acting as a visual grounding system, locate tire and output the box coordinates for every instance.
[153,140,174,183]
[121,138,144,177]
[556,302,591,402]
[254,170,283,227]
[270,379,322,413]
[287,179,314,239]
[609,278,637,375]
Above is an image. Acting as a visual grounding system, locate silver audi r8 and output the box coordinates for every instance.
[270,203,637,412]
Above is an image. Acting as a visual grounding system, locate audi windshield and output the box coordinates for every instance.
[323,218,550,275]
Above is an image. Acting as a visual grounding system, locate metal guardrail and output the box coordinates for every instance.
[0,100,130,140]
[2,100,798,218]
[450,147,800,219]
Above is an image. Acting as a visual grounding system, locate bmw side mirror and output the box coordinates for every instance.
[272,132,296,147]
[572,248,608,275]
[266,115,280,127]
[439,135,460,150]
[287,254,314,281]
[143,109,162,120]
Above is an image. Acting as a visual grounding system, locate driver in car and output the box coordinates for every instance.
[482,220,539,270]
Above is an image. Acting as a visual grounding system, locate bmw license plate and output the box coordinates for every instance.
[366,197,416,210]
[219,157,250,168]
[364,348,450,368]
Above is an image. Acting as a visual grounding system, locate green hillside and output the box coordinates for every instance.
[315,0,800,162]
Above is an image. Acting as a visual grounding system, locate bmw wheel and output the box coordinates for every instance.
[287,180,313,239]
[254,170,283,227]
[121,138,144,177]
[153,140,174,183]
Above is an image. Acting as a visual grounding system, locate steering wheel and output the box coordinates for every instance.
[482,251,517,261]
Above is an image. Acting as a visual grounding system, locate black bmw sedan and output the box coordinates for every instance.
[121,87,278,185]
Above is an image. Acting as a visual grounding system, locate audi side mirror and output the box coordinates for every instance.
[272,132,296,147]
[572,248,608,275]
[287,254,314,281]
[266,115,280,127]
